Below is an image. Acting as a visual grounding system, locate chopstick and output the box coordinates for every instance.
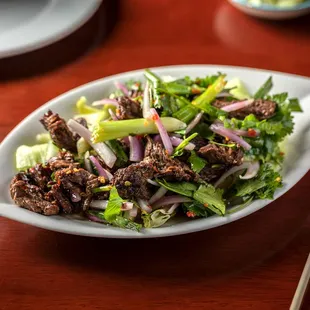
[290,254,310,310]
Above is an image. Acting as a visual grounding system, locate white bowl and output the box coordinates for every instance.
[0,65,309,238]
[228,0,310,20]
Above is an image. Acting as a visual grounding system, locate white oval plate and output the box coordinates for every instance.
[0,65,309,238]
[0,0,102,59]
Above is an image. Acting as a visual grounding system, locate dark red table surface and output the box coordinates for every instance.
[1,1,310,309]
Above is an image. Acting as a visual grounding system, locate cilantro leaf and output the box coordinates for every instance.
[189,151,207,173]
[235,164,282,199]
[254,76,273,99]
[183,201,213,217]
[104,187,125,222]
[193,184,226,216]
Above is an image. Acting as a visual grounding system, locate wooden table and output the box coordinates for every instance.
[1,1,310,309]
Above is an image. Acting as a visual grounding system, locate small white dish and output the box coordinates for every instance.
[0,0,102,59]
[0,65,309,238]
[228,0,310,20]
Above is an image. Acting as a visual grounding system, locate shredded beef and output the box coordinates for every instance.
[116,96,142,120]
[55,167,101,210]
[145,142,198,182]
[40,110,77,152]
[191,136,208,151]
[114,140,198,200]
[48,151,80,171]
[28,164,51,191]
[10,173,59,215]
[113,162,155,200]
[212,99,276,120]
[198,144,243,166]
[199,165,229,183]
[50,184,74,214]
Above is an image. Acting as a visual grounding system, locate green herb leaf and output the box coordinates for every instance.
[104,187,125,222]
[156,179,198,197]
[288,98,303,112]
[113,215,142,231]
[192,75,227,113]
[189,151,207,173]
[254,76,273,99]
[183,201,212,217]
[235,164,282,199]
[193,184,226,216]
[173,133,198,157]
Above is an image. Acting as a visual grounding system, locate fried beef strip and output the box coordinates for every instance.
[198,143,243,165]
[48,151,80,171]
[212,99,276,120]
[10,173,59,215]
[116,96,142,120]
[113,140,198,200]
[40,110,77,152]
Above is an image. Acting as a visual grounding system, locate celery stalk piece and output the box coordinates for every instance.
[191,75,226,112]
[92,117,186,142]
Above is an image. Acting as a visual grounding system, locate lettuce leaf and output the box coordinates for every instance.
[142,209,176,228]
[183,201,212,217]
[16,142,59,171]
[226,78,251,100]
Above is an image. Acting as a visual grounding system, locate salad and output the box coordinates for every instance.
[10,70,302,231]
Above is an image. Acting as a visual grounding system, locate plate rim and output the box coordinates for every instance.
[0,0,102,59]
[0,64,309,238]
[230,0,310,11]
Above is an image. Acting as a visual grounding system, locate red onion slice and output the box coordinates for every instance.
[166,203,180,214]
[149,187,168,204]
[185,112,204,134]
[137,198,152,213]
[153,134,195,151]
[92,99,119,107]
[210,123,251,151]
[67,119,117,168]
[214,161,258,187]
[89,155,113,181]
[121,202,134,211]
[84,152,93,173]
[114,81,129,96]
[147,179,160,187]
[108,109,119,121]
[128,205,138,218]
[240,161,260,180]
[169,136,195,151]
[129,136,144,162]
[221,99,254,112]
[152,195,192,208]
[90,200,108,210]
[85,211,108,223]
[143,81,151,118]
[150,108,173,155]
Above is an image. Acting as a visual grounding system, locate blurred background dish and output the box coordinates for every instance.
[227,0,310,19]
[0,0,102,59]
